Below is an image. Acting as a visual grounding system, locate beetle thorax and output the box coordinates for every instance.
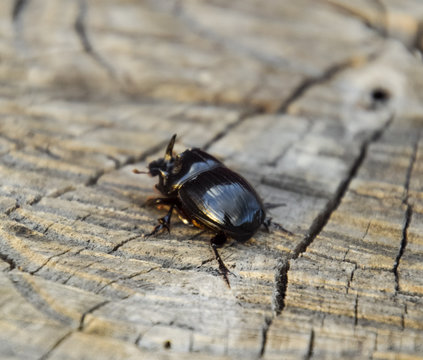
[148,149,223,196]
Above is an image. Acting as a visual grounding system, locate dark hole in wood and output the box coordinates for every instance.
[163,340,172,349]
[371,87,390,104]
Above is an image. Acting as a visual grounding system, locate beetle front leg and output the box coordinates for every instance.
[210,232,231,288]
[145,204,175,237]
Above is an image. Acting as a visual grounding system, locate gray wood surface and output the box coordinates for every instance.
[1,0,423,359]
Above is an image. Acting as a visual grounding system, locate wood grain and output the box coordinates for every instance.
[1,0,423,359]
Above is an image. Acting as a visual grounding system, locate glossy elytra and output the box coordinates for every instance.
[134,134,269,286]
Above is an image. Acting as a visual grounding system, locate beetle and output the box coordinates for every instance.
[134,134,269,286]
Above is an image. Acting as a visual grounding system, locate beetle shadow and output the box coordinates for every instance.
[263,202,286,210]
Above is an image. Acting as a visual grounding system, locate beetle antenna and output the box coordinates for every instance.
[164,134,177,161]
[133,168,149,174]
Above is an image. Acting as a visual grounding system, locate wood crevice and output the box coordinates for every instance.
[38,331,73,360]
[8,271,74,325]
[402,132,420,204]
[30,248,72,275]
[12,0,28,23]
[94,266,160,295]
[37,300,110,360]
[85,138,169,187]
[203,107,265,151]
[260,113,395,357]
[276,59,354,113]
[293,112,394,260]
[305,328,315,360]
[346,263,358,294]
[172,1,293,71]
[323,0,387,39]
[0,251,17,271]
[78,300,110,331]
[393,132,419,293]
[393,204,412,293]
[74,0,117,79]
[354,294,359,326]
[259,315,272,358]
[108,234,143,254]
[413,20,423,56]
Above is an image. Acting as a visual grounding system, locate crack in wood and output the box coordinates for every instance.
[4,203,19,216]
[259,315,272,358]
[134,332,143,347]
[259,114,395,356]
[346,263,357,295]
[108,234,142,254]
[85,138,169,187]
[30,248,72,275]
[276,59,354,113]
[398,289,423,299]
[402,303,407,330]
[324,0,387,38]
[95,266,160,294]
[412,20,423,56]
[106,155,121,169]
[371,333,378,360]
[265,118,314,167]
[326,0,423,58]
[27,194,42,206]
[294,113,394,259]
[34,145,62,161]
[354,294,359,326]
[62,258,99,286]
[85,169,105,186]
[305,328,315,360]
[172,1,294,71]
[38,331,73,360]
[402,133,420,204]
[0,134,25,151]
[12,0,28,23]
[78,300,110,331]
[203,107,265,151]
[8,272,74,325]
[37,300,110,360]
[0,251,17,271]
[393,132,419,293]
[47,186,76,199]
[74,0,117,79]
[393,204,412,293]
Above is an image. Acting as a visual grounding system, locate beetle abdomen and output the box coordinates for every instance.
[177,167,265,241]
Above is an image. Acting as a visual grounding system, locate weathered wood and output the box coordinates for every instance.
[1,0,423,359]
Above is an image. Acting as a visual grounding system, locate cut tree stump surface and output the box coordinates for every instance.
[1,1,423,359]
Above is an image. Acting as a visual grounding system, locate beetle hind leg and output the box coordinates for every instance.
[210,232,231,287]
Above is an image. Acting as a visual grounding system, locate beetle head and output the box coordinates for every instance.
[147,134,177,191]
[148,158,168,177]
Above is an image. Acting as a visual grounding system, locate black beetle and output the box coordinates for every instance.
[134,134,269,286]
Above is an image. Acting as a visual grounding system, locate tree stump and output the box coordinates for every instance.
[1,1,423,359]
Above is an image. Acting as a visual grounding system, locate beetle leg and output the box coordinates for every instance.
[263,217,271,233]
[210,232,231,288]
[145,204,175,237]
